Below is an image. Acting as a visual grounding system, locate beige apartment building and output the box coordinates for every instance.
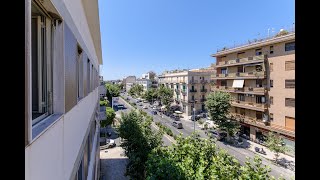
[158,68,214,116]
[211,31,295,155]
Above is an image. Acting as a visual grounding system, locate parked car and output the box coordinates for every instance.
[100,138,116,149]
[205,129,227,141]
[117,104,125,109]
[151,110,157,115]
[189,115,201,121]
[142,105,148,109]
[143,100,148,103]
[172,121,183,129]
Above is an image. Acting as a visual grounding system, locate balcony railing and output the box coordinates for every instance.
[189,89,197,93]
[213,71,266,79]
[200,80,208,83]
[231,100,267,111]
[188,99,198,103]
[216,55,266,67]
[200,98,206,102]
[180,80,186,84]
[200,89,207,92]
[189,80,198,84]
[175,89,181,93]
[212,86,266,94]
[181,90,187,95]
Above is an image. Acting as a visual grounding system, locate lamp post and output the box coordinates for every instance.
[193,100,197,134]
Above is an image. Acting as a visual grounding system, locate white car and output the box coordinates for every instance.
[143,105,148,109]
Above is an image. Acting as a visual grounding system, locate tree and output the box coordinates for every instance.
[128,84,144,98]
[100,107,116,128]
[118,110,163,179]
[146,134,277,180]
[105,83,120,103]
[265,132,287,163]
[205,91,240,142]
[143,88,158,103]
[157,85,173,111]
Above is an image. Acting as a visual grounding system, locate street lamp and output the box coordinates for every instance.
[193,100,198,134]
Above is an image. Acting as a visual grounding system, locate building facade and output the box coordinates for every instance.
[136,78,152,92]
[124,76,136,92]
[158,69,213,116]
[25,0,103,179]
[211,31,295,155]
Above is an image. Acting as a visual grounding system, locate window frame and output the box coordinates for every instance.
[285,79,295,88]
[285,98,295,107]
[285,42,295,51]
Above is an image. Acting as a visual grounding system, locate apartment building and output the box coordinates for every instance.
[158,68,213,116]
[136,78,152,91]
[123,76,136,92]
[25,0,103,180]
[211,31,295,155]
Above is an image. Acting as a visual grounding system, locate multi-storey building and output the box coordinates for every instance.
[123,76,136,92]
[211,30,295,155]
[158,68,214,116]
[136,78,152,92]
[25,0,103,179]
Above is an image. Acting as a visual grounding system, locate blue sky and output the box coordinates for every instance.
[98,0,295,80]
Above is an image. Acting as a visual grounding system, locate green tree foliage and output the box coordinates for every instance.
[118,110,163,179]
[146,134,277,180]
[129,84,144,98]
[205,91,240,141]
[105,83,120,103]
[265,132,287,162]
[157,85,173,110]
[99,99,109,106]
[100,107,116,128]
[143,88,158,103]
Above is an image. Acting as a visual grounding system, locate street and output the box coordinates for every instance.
[117,94,295,179]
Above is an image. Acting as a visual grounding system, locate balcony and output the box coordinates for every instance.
[212,71,266,80]
[200,89,207,93]
[189,89,197,93]
[228,113,295,137]
[189,80,198,84]
[180,80,186,84]
[200,98,206,102]
[231,100,267,112]
[175,89,181,93]
[216,55,266,68]
[212,86,266,95]
[188,99,198,103]
[181,90,187,95]
[200,80,208,84]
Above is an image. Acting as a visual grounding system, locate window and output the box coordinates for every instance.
[77,45,83,100]
[256,79,263,87]
[285,61,295,71]
[270,80,273,88]
[221,80,227,86]
[256,112,263,120]
[240,108,245,116]
[285,98,295,107]
[255,48,262,55]
[192,95,194,100]
[256,96,266,103]
[31,2,53,124]
[191,85,194,90]
[221,68,227,74]
[285,42,295,51]
[238,94,245,101]
[285,79,295,88]
[270,63,273,71]
[87,59,91,93]
[270,96,273,105]
[270,113,273,121]
[237,66,243,73]
[270,46,274,54]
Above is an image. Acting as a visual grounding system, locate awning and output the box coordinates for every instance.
[232,80,244,88]
[175,111,183,114]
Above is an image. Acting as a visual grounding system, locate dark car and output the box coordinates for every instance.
[172,121,183,129]
[205,130,227,141]
[151,111,157,115]
[189,115,201,121]
[117,104,125,109]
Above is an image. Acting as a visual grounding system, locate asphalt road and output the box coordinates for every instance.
[117,94,295,179]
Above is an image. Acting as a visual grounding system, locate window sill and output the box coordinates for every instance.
[31,113,63,142]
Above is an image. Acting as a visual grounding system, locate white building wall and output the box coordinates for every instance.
[25,89,98,180]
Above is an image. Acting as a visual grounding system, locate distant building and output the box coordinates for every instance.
[124,76,136,92]
[136,78,152,91]
[158,68,214,116]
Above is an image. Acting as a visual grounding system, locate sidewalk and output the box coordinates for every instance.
[181,116,295,171]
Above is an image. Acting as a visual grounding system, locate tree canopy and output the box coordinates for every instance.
[146,134,279,180]
[128,84,144,97]
[157,85,173,110]
[205,91,240,141]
